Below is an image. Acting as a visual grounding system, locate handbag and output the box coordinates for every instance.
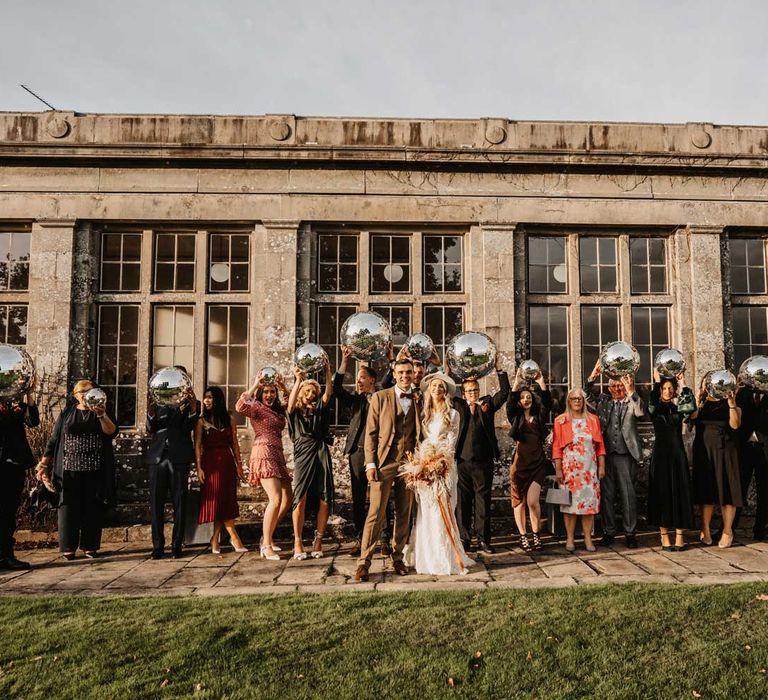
[545,482,572,506]
[29,481,59,509]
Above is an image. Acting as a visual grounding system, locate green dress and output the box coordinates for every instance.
[288,399,334,513]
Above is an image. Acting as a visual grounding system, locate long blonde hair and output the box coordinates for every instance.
[563,387,588,420]
[296,379,321,414]
[421,379,453,432]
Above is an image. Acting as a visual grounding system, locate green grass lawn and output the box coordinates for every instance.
[1,584,767,699]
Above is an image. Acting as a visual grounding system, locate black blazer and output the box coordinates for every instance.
[145,404,199,465]
[507,388,553,443]
[333,372,370,455]
[453,371,510,461]
[0,401,40,469]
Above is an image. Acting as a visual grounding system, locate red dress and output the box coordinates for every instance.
[198,421,240,523]
[235,393,290,485]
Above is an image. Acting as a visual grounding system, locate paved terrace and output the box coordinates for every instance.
[3,533,768,596]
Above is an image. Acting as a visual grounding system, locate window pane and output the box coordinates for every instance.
[230,263,249,291]
[102,234,123,260]
[630,265,647,295]
[528,265,547,294]
[370,265,388,293]
[338,235,357,263]
[391,237,409,263]
[444,264,462,292]
[6,306,27,345]
[231,235,249,262]
[730,240,747,266]
[318,264,338,292]
[423,236,441,264]
[648,239,665,265]
[424,263,441,293]
[175,307,195,344]
[443,237,461,264]
[599,266,617,293]
[749,267,766,295]
[98,346,118,386]
[207,346,228,384]
[100,306,119,345]
[122,233,142,261]
[119,347,138,384]
[154,263,175,291]
[208,306,228,344]
[580,265,598,294]
[338,264,357,292]
[229,307,249,345]
[156,234,175,260]
[371,235,389,263]
[319,234,338,262]
[649,266,666,294]
[122,263,141,291]
[528,237,548,265]
[599,237,616,262]
[580,237,597,265]
[176,263,195,291]
[177,235,196,262]
[630,238,646,265]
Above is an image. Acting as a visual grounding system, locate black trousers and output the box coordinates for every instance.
[149,460,190,553]
[58,471,104,553]
[734,442,768,536]
[349,446,393,542]
[457,459,494,543]
[0,464,26,558]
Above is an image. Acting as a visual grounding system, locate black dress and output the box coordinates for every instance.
[646,385,695,528]
[288,400,334,513]
[508,390,552,508]
[691,400,742,507]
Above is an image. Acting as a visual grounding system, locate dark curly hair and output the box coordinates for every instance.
[255,385,286,416]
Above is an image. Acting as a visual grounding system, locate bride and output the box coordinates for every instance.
[402,372,475,575]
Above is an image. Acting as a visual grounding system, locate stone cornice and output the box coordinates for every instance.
[1,112,767,171]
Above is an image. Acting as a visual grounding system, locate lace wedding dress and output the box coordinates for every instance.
[404,409,475,575]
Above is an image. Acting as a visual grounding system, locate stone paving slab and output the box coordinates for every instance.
[4,534,768,596]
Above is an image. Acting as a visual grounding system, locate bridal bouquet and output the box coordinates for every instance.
[399,438,453,499]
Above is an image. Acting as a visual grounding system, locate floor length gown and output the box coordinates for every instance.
[405,409,475,575]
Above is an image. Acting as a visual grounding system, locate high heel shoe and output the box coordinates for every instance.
[233,544,248,553]
[699,532,713,546]
[210,536,221,555]
[520,534,533,553]
[718,533,734,549]
[532,533,543,551]
[260,537,282,552]
[311,530,324,559]
[260,546,281,561]
[293,540,308,560]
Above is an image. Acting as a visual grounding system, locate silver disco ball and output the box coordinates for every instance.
[446,332,497,381]
[519,359,541,381]
[738,356,768,393]
[704,369,737,400]
[599,341,640,379]
[0,344,35,400]
[340,311,392,362]
[149,366,193,406]
[259,366,280,385]
[654,348,686,379]
[294,343,329,374]
[405,333,435,363]
[84,387,107,411]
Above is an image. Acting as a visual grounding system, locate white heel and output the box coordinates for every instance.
[261,546,280,561]
[311,530,324,559]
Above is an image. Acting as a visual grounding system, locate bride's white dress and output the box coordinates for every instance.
[405,409,476,575]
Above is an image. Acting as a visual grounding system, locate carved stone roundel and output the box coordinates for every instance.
[485,125,507,145]
[691,129,712,149]
[269,120,291,141]
[46,116,71,139]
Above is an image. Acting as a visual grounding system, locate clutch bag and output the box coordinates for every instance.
[545,484,572,506]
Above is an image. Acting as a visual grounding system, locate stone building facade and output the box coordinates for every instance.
[1,111,767,524]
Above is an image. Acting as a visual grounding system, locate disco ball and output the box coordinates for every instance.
[704,369,737,400]
[519,359,541,381]
[149,367,193,407]
[599,341,640,379]
[654,348,686,379]
[293,343,329,374]
[738,356,768,393]
[405,333,435,363]
[84,387,107,411]
[340,311,392,362]
[0,344,35,400]
[446,332,497,381]
[259,366,280,385]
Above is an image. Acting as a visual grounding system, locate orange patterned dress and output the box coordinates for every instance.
[560,418,600,515]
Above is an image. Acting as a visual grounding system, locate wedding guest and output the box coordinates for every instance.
[145,367,199,559]
[37,379,118,560]
[732,383,768,541]
[690,377,742,548]
[0,378,39,570]
[236,373,291,560]
[647,370,695,551]
[552,387,606,552]
[287,359,334,560]
[506,367,551,553]
[334,345,378,557]
[195,386,247,554]
[586,360,646,548]
[453,356,509,554]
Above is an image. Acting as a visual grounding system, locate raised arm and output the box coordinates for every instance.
[490,365,510,412]
[322,357,334,406]
[287,367,305,415]
[334,346,355,407]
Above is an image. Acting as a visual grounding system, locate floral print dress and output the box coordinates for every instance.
[560,418,600,515]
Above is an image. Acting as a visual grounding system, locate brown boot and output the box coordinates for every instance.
[354,564,370,582]
[393,560,408,576]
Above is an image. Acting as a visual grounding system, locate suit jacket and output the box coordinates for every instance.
[0,402,40,469]
[333,372,371,455]
[145,404,199,465]
[585,379,646,462]
[454,370,510,461]
[364,387,422,469]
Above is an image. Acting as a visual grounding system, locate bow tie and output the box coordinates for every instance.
[400,393,415,400]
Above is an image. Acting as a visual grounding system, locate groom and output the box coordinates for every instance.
[355,358,422,582]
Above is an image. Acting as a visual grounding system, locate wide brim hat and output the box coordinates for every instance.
[420,371,457,397]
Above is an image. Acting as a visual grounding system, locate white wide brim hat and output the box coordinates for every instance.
[420,371,457,397]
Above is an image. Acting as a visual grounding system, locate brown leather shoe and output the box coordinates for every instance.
[393,560,408,576]
[354,564,370,582]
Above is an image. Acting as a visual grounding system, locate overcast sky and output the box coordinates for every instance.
[1,0,766,125]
